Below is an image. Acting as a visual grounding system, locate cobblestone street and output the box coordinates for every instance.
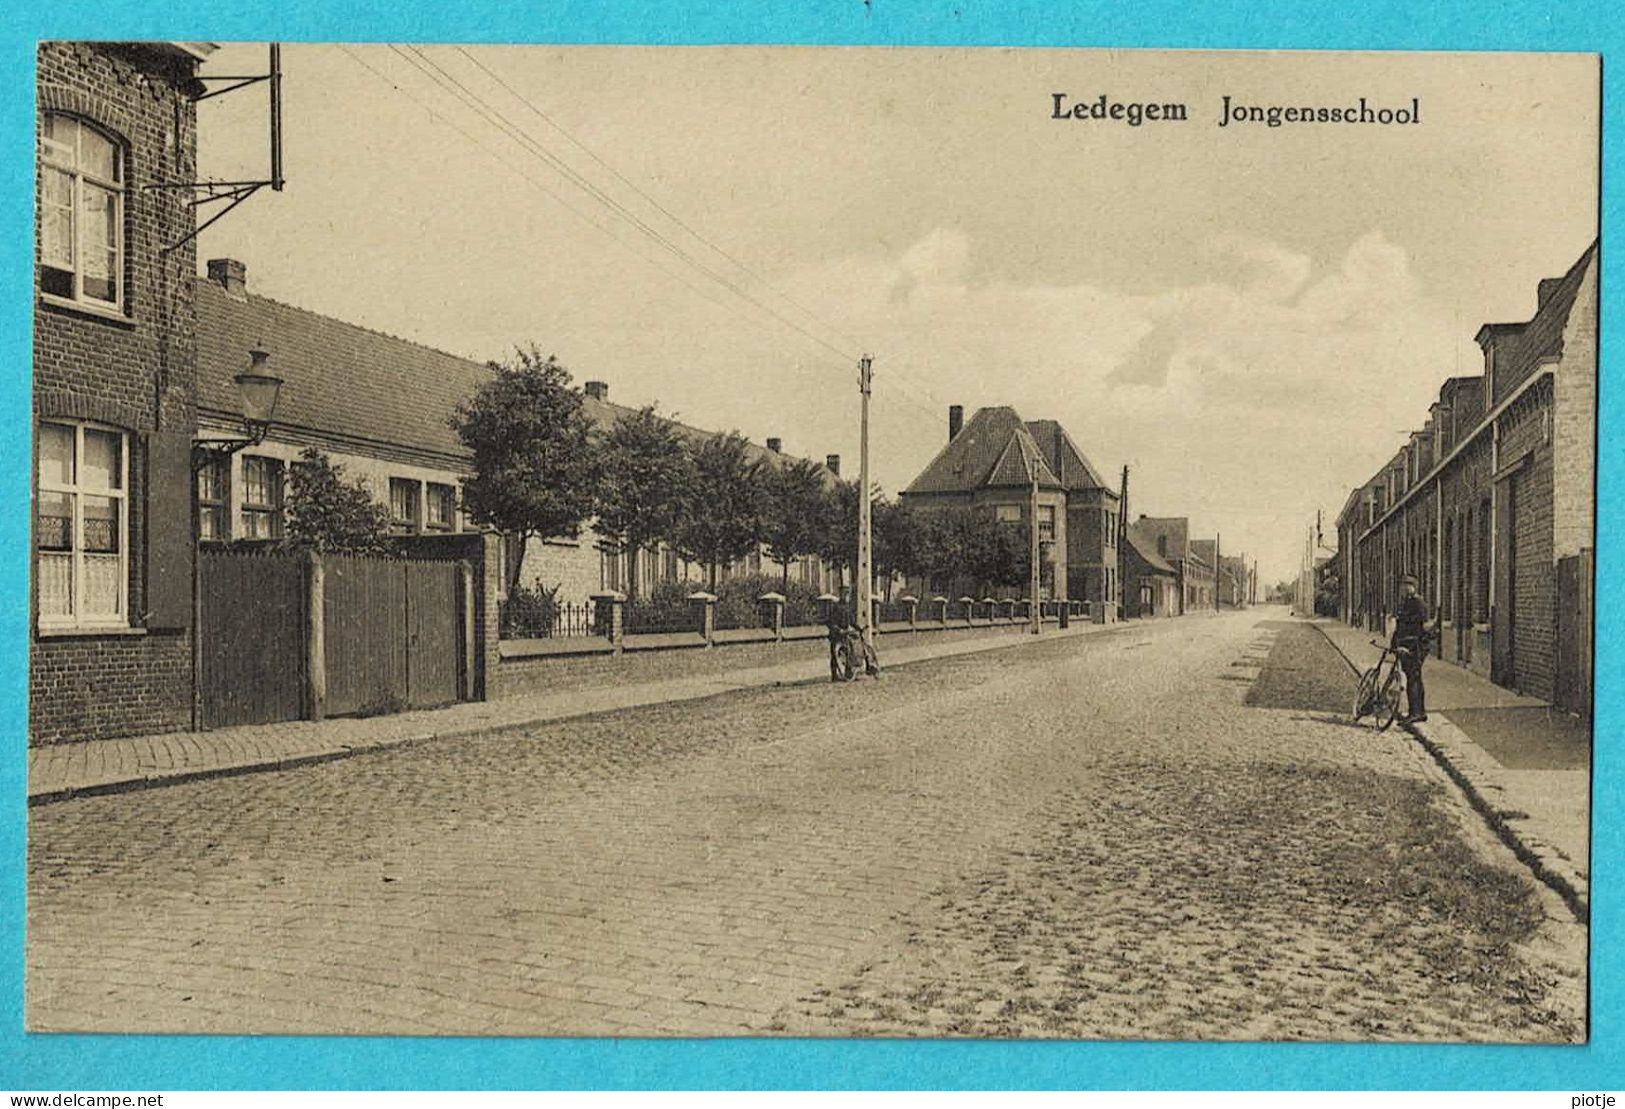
[27,611,1585,1041]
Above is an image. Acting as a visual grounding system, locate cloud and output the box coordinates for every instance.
[772,226,1461,583]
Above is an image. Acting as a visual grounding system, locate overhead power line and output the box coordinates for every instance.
[339,45,955,437]
[395,44,861,368]
[453,45,867,357]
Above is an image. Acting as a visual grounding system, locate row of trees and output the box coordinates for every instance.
[451,348,1049,601]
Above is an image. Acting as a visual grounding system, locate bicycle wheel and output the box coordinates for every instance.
[1352,668,1379,722]
[833,641,857,682]
[1375,670,1404,731]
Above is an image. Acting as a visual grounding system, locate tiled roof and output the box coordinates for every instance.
[1130,516,1189,562]
[1475,241,1598,404]
[1189,539,1217,571]
[903,406,1065,496]
[1024,420,1107,491]
[197,279,494,461]
[197,277,834,480]
[1124,527,1176,574]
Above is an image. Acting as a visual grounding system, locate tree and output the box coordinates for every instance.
[872,497,918,601]
[449,347,600,595]
[281,447,394,554]
[815,478,861,584]
[913,504,1025,596]
[670,432,764,591]
[596,405,690,602]
[758,457,829,590]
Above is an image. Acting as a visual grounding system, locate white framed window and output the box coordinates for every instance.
[426,482,455,532]
[241,456,284,539]
[389,477,421,535]
[39,114,124,310]
[36,420,128,628]
[1038,504,1056,541]
[196,456,229,540]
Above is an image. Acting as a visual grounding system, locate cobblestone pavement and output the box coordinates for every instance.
[27,612,1585,1041]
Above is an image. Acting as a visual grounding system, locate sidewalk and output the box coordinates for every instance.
[1315,619,1590,920]
[29,620,1114,805]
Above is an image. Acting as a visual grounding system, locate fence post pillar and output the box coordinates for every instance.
[688,591,717,646]
[959,596,975,625]
[457,559,476,701]
[816,592,840,628]
[306,550,326,722]
[591,591,625,654]
[931,595,948,624]
[899,594,918,632]
[759,592,785,641]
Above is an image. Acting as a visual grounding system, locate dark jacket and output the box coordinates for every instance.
[1393,593,1429,646]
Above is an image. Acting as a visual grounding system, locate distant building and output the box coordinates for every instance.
[900,404,1120,612]
[1122,522,1179,617]
[1337,242,1596,716]
[1130,516,1215,614]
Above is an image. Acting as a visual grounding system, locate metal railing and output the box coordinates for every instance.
[499,598,599,640]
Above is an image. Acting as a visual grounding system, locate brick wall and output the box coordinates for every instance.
[1551,256,1597,562]
[30,632,192,744]
[493,622,1024,700]
[1499,382,1556,699]
[31,43,203,745]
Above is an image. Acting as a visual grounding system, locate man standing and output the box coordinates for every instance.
[1392,573,1430,722]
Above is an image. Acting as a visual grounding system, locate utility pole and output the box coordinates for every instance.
[1215,532,1222,613]
[856,355,874,651]
[1027,450,1042,635]
[1118,465,1129,615]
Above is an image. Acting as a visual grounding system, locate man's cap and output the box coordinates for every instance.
[1400,573,1418,586]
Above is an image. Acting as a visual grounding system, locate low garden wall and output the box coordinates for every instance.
[493,605,1063,701]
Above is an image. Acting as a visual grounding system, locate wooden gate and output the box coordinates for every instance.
[1555,549,1593,720]
[323,556,462,716]
[200,548,308,728]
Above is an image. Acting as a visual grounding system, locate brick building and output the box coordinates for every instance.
[1122,521,1179,617]
[900,405,1121,613]
[1218,554,1251,607]
[1336,242,1596,714]
[1128,516,1215,614]
[31,42,216,745]
[195,258,839,606]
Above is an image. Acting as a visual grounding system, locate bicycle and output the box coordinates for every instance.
[1352,639,1410,731]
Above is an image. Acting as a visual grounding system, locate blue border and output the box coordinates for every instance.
[1,0,1617,1091]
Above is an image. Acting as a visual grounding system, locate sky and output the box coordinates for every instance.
[194,44,1598,586]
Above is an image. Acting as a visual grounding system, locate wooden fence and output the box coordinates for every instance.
[199,548,307,729]
[199,547,471,728]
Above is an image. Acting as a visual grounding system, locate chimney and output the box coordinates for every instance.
[766,437,782,453]
[825,454,841,476]
[948,405,964,442]
[583,381,609,401]
[207,258,247,301]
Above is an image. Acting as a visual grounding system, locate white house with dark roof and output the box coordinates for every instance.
[194,257,841,605]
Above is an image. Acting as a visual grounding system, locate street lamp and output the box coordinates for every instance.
[193,344,284,471]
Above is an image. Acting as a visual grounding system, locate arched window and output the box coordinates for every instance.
[39,114,124,309]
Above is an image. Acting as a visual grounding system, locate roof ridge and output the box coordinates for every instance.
[195,277,494,370]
